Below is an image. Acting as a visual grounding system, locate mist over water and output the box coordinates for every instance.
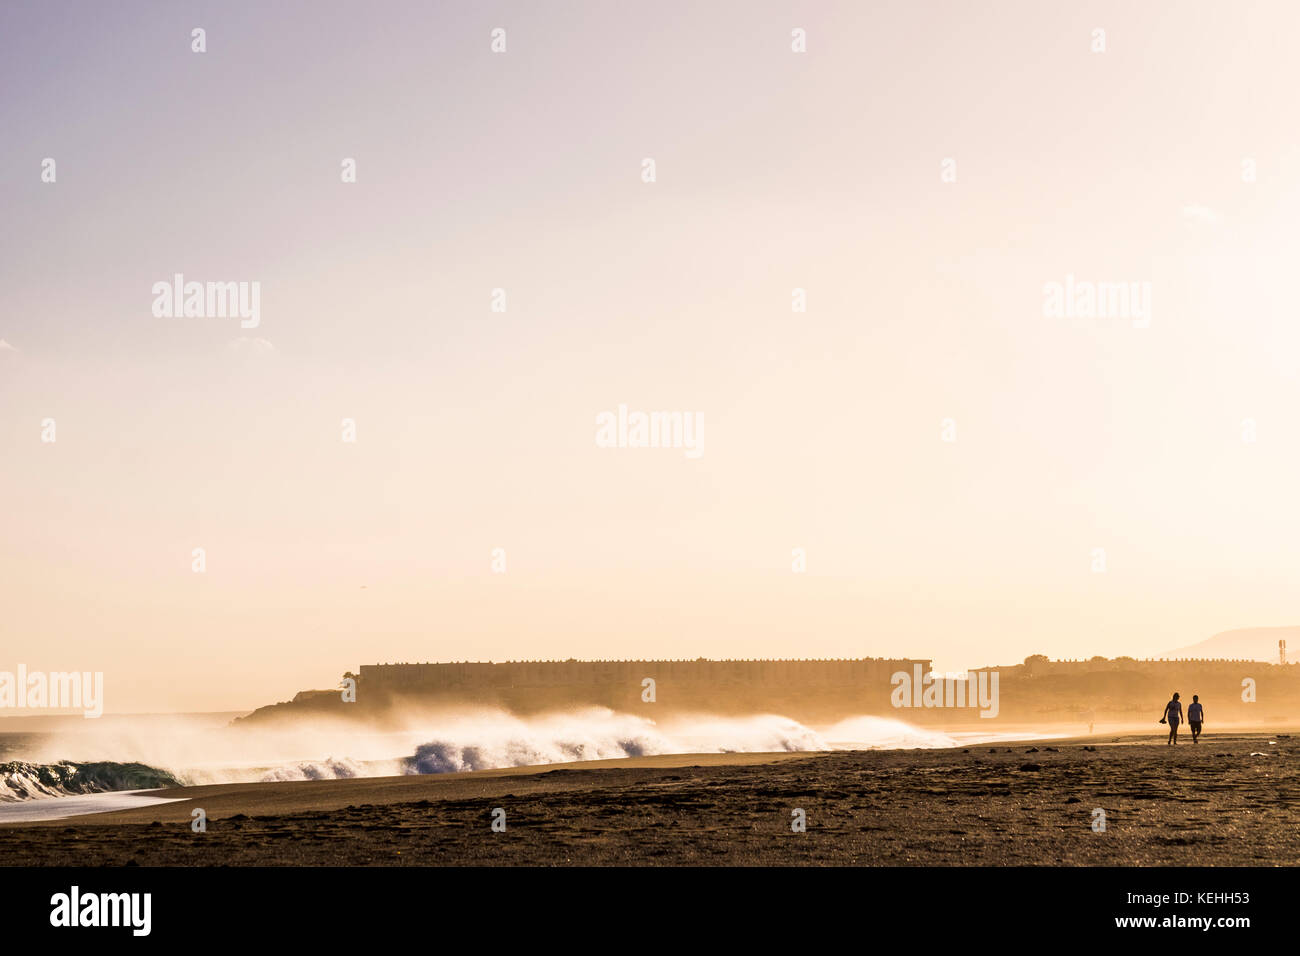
[401,710,831,774]
[0,707,1046,802]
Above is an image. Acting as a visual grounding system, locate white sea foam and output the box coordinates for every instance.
[402,709,830,773]
[0,707,1039,805]
[0,790,188,823]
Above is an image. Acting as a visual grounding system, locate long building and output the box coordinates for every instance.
[236,654,1300,726]
[359,657,928,689]
[355,657,930,720]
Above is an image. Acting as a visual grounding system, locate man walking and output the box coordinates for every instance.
[1187,695,1204,744]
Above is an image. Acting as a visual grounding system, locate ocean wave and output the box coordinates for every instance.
[0,760,182,802]
[0,710,990,795]
[404,735,663,774]
[822,715,961,749]
[401,711,832,775]
[257,757,367,782]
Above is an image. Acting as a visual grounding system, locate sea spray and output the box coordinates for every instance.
[1,709,1025,796]
[401,711,832,774]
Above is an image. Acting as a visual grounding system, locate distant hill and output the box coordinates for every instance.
[1161,626,1299,663]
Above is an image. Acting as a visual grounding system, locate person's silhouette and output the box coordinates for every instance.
[1159,692,1183,745]
[1187,695,1204,743]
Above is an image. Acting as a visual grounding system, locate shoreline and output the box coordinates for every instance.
[2,730,1295,865]
[1,750,818,826]
[0,724,1173,825]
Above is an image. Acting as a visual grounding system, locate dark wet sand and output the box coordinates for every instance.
[2,733,1296,865]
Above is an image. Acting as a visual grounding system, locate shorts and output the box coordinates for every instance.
[1190,721,1202,733]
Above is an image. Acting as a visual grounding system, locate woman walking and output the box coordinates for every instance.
[1159,692,1183,745]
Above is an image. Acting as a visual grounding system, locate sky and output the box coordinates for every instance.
[3,1,1300,713]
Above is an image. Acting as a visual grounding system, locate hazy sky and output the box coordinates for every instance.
[3,1,1300,713]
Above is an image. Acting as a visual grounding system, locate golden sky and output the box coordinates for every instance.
[2,1,1299,712]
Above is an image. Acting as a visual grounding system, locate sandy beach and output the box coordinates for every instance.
[2,731,1296,866]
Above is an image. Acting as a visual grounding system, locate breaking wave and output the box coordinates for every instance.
[0,760,183,802]
[1,709,1019,800]
[402,710,830,774]
[822,715,962,750]
[257,757,369,782]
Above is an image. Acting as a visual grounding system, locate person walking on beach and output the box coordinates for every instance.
[1159,692,1183,745]
[1187,695,1204,744]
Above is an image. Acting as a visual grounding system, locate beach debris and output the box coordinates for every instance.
[1249,752,1268,757]
[1066,796,1081,803]
[1046,747,1060,752]
[1025,747,1039,753]
[1018,763,1042,771]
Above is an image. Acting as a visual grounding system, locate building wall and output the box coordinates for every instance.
[359,658,931,690]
